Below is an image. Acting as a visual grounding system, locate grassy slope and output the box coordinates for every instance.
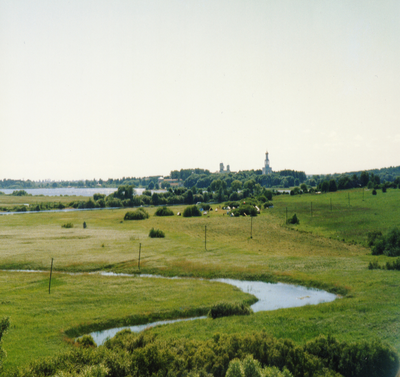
[0,189,400,370]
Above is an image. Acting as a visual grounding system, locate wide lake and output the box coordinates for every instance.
[0,187,162,197]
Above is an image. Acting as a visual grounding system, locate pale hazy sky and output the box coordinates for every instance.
[1,0,400,181]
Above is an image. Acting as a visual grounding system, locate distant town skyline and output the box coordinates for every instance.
[1,1,400,181]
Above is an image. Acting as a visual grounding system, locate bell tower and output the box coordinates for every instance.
[263,150,272,174]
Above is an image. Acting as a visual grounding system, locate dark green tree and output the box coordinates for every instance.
[329,179,338,192]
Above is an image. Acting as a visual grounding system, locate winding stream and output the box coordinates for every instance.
[89,274,338,346]
[2,269,338,346]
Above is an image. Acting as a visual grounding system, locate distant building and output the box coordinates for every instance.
[219,163,231,173]
[262,151,272,174]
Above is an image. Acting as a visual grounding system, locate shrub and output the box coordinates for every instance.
[0,317,10,370]
[155,206,174,216]
[232,205,258,217]
[372,189,377,195]
[61,223,74,228]
[11,190,29,196]
[382,186,387,193]
[286,214,299,225]
[124,208,149,220]
[183,205,202,217]
[371,227,400,257]
[149,228,165,238]
[75,335,96,348]
[226,356,293,377]
[367,230,383,247]
[386,257,400,270]
[106,198,123,208]
[208,302,253,319]
[368,260,381,270]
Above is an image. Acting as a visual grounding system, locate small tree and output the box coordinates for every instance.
[287,213,299,225]
[183,205,202,217]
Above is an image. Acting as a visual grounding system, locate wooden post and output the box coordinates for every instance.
[49,258,53,294]
[250,216,253,239]
[138,243,141,271]
[363,188,364,201]
[205,226,207,250]
[285,207,288,223]
[310,202,313,217]
[330,198,332,211]
[348,193,350,207]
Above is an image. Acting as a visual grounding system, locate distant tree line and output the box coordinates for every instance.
[2,166,400,192]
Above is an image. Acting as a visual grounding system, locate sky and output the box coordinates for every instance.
[1,0,400,181]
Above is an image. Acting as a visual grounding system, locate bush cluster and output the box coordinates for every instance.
[226,355,293,377]
[124,208,149,221]
[61,223,74,228]
[14,332,399,377]
[149,228,165,238]
[369,227,400,256]
[183,205,202,217]
[368,257,400,271]
[208,302,253,319]
[154,206,174,216]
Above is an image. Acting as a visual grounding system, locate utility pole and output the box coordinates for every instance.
[49,258,53,294]
[138,243,141,271]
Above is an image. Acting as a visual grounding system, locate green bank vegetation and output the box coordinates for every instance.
[0,188,400,375]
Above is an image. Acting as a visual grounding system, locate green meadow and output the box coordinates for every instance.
[0,188,400,372]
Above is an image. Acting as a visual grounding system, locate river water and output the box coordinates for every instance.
[88,274,338,346]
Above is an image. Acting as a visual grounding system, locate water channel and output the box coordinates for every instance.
[1,270,338,345]
[88,274,338,346]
